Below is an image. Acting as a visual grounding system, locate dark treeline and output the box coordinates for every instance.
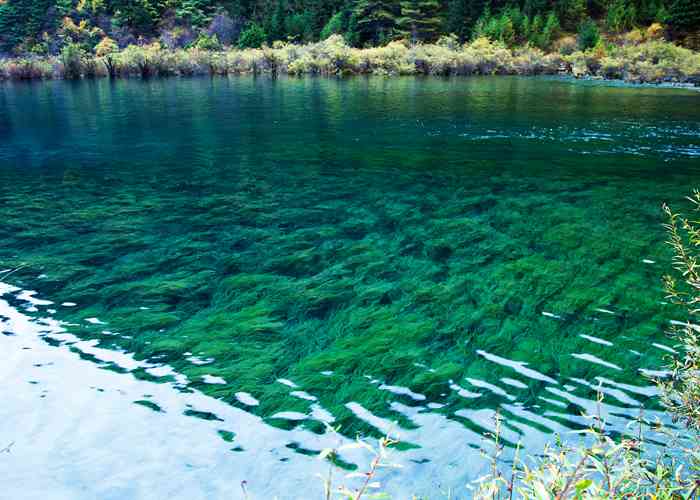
[0,0,698,55]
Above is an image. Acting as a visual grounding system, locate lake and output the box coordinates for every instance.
[0,75,699,499]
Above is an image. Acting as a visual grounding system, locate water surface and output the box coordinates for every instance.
[1,76,699,499]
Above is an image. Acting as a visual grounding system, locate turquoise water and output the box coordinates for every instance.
[1,76,699,498]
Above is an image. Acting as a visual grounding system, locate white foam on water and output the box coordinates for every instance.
[465,378,515,401]
[449,382,481,399]
[188,355,214,365]
[270,411,308,421]
[17,290,53,306]
[500,377,528,389]
[579,334,614,346]
[594,308,616,315]
[277,378,299,388]
[476,350,558,384]
[541,311,562,319]
[571,353,622,371]
[235,392,260,406]
[594,376,658,398]
[652,342,678,354]
[290,391,317,401]
[379,384,426,401]
[568,377,639,406]
[202,375,227,385]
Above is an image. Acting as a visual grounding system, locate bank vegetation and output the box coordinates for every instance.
[1,27,699,84]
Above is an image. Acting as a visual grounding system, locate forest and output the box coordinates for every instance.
[1,0,699,55]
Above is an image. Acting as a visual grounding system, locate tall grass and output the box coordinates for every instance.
[1,34,699,83]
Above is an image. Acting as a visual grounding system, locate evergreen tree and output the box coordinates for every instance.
[555,0,587,30]
[0,0,54,52]
[668,0,700,32]
[353,0,400,45]
[266,0,286,41]
[397,0,441,42]
[445,0,486,40]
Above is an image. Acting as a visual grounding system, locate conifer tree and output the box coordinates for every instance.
[353,0,400,45]
[669,0,700,32]
[397,0,442,42]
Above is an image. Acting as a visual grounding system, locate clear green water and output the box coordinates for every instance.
[1,76,699,496]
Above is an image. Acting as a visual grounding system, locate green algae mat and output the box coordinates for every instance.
[1,75,699,455]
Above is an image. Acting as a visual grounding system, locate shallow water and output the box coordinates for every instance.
[1,76,699,499]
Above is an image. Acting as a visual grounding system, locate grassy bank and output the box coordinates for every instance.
[1,33,699,84]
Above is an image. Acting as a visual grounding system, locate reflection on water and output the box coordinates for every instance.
[0,281,672,498]
[1,76,698,498]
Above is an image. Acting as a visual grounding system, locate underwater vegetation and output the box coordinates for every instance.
[0,75,699,454]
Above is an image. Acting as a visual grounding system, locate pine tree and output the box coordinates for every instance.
[0,0,54,52]
[265,0,286,41]
[669,0,700,32]
[353,0,400,45]
[397,0,441,42]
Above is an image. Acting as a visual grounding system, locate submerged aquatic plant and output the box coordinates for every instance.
[319,191,700,499]
[468,192,700,499]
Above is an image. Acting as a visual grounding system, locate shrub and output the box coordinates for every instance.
[193,33,221,51]
[646,22,666,40]
[621,28,644,45]
[555,35,578,55]
[116,43,168,77]
[599,56,625,78]
[1,57,54,79]
[238,23,267,49]
[661,190,700,429]
[435,33,460,50]
[577,18,601,50]
[60,42,85,79]
[95,36,118,77]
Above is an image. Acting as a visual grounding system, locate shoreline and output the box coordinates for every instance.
[2,35,699,86]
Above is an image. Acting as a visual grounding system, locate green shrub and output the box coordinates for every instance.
[60,42,85,79]
[194,33,221,51]
[238,23,267,48]
[661,190,700,430]
[577,18,601,50]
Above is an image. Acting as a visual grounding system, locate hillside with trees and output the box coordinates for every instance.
[1,0,699,55]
